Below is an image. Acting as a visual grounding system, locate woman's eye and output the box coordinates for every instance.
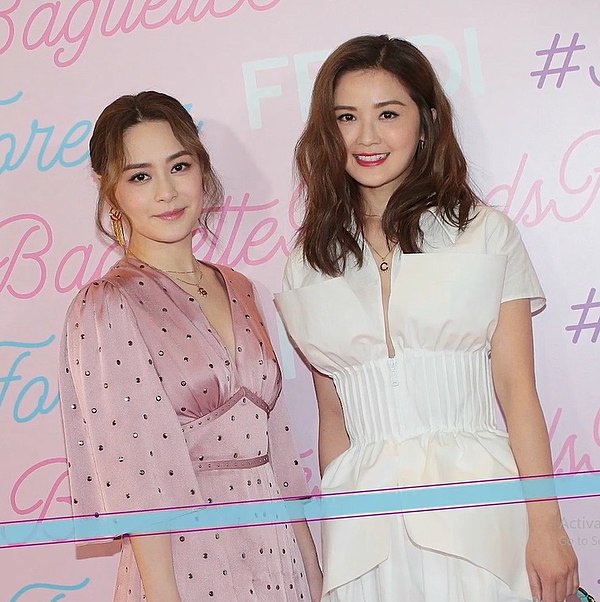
[336,113,355,122]
[129,172,149,183]
[380,111,399,120]
[172,161,191,173]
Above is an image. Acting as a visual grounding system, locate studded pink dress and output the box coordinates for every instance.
[58,258,310,601]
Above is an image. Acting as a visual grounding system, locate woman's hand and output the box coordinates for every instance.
[526,520,578,602]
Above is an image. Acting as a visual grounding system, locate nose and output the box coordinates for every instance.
[155,173,178,203]
[356,118,380,146]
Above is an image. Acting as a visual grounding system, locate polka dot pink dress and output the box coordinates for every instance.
[59,258,310,601]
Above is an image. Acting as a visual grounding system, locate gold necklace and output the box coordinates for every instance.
[162,268,197,275]
[367,242,395,272]
[163,265,208,297]
[169,271,208,297]
[127,254,208,296]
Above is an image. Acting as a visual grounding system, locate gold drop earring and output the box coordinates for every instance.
[109,207,126,247]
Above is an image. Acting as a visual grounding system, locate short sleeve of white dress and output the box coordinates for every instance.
[486,209,546,313]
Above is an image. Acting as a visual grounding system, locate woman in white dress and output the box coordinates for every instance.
[275,35,578,602]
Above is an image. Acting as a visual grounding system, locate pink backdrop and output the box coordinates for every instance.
[1,1,599,599]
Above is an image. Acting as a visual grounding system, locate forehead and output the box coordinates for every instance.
[122,120,182,160]
[334,69,411,102]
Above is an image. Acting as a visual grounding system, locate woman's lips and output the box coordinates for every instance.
[155,208,185,220]
[353,153,389,167]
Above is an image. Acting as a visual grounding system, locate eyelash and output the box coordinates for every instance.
[127,162,192,183]
[129,172,149,183]
[172,161,191,173]
[335,111,399,123]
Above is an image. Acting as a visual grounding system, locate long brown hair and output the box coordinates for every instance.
[89,91,223,244]
[295,35,479,276]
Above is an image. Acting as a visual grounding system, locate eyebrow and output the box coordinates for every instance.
[334,100,407,111]
[123,150,192,171]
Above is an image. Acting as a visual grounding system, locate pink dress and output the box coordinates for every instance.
[58,257,310,601]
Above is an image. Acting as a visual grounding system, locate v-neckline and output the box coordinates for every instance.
[203,262,238,363]
[364,242,398,360]
[126,257,239,365]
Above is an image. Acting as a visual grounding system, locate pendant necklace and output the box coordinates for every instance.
[367,243,395,272]
[126,253,209,297]
[163,264,208,297]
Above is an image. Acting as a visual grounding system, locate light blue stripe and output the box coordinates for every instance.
[1,472,598,548]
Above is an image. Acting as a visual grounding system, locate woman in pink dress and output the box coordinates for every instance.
[58,91,321,601]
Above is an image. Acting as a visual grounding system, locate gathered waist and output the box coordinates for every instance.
[332,349,498,440]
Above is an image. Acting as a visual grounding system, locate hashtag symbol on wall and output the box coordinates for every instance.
[530,33,586,89]
[565,288,600,344]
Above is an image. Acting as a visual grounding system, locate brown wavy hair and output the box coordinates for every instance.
[89,91,223,244]
[295,35,479,275]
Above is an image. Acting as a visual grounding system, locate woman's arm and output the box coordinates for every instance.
[296,369,349,600]
[491,299,578,602]
[291,521,323,601]
[130,534,181,602]
[312,370,350,475]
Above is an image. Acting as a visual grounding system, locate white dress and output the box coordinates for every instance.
[275,205,545,602]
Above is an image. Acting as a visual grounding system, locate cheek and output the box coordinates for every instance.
[114,180,139,207]
[191,177,205,204]
[336,124,353,149]
[115,191,148,227]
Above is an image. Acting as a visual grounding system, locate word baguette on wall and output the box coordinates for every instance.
[0,0,281,67]
[0,190,301,299]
